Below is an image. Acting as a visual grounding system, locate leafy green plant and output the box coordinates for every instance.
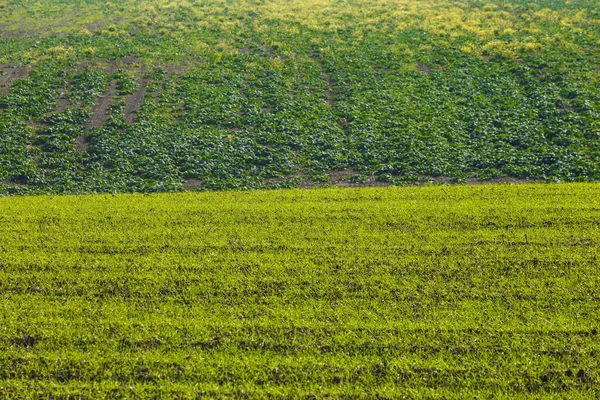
[0,0,599,195]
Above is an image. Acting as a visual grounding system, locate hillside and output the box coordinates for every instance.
[1,0,599,194]
[1,184,599,397]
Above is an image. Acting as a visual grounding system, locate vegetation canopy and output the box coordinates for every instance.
[0,0,599,194]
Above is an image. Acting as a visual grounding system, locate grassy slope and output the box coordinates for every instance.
[0,0,599,194]
[0,183,599,397]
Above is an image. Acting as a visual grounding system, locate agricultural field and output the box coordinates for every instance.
[1,0,600,397]
[0,0,599,194]
[0,183,599,397]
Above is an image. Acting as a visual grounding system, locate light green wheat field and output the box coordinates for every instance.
[0,183,599,397]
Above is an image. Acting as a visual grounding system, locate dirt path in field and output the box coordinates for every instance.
[124,78,148,124]
[78,79,117,152]
[416,61,433,75]
[184,178,204,190]
[55,98,70,113]
[87,80,116,131]
[75,136,89,152]
[0,66,31,94]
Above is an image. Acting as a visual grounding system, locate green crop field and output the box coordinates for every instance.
[1,0,600,398]
[1,0,599,194]
[0,183,599,397]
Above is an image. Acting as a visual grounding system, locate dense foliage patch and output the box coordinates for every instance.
[0,0,599,194]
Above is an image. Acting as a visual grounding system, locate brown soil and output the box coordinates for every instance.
[55,98,70,113]
[29,122,50,131]
[324,89,336,107]
[416,62,433,75]
[165,64,189,77]
[75,136,89,152]
[327,169,358,180]
[121,56,139,65]
[87,80,116,131]
[184,178,204,190]
[0,66,31,93]
[73,59,118,74]
[85,21,105,34]
[124,78,148,124]
[260,44,273,53]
